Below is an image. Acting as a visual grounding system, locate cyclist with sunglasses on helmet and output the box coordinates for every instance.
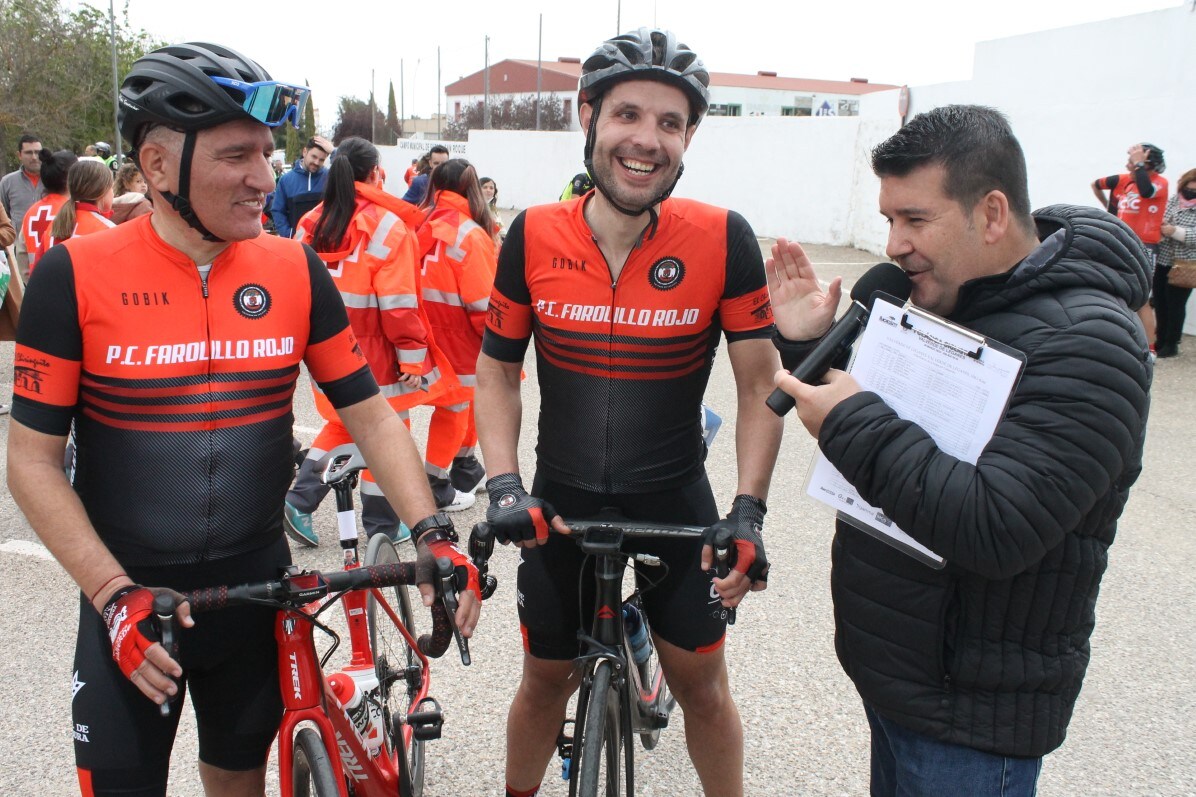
[7,43,481,796]
[475,28,784,797]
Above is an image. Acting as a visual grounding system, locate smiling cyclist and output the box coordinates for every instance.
[474,28,785,797]
[8,42,480,796]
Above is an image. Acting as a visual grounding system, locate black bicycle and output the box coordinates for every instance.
[470,518,732,797]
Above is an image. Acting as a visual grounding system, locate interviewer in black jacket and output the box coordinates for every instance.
[769,105,1152,796]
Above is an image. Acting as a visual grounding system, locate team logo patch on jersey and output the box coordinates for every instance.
[234,284,271,319]
[649,257,685,291]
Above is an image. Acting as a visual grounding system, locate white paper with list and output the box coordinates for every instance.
[804,295,1025,568]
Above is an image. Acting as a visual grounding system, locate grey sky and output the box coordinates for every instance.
[84,0,1179,134]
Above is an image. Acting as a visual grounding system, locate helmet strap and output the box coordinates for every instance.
[582,91,685,243]
[159,130,225,243]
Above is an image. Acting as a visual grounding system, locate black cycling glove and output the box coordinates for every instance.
[703,494,769,584]
[485,473,559,545]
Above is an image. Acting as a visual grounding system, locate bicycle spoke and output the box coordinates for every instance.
[365,532,426,797]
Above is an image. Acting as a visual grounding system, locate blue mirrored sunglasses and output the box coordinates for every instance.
[210,76,310,128]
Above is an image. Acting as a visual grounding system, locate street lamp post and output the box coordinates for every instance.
[109,0,122,161]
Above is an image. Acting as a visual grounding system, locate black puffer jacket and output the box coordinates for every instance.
[821,205,1152,757]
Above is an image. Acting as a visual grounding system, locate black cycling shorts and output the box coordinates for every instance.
[517,473,726,661]
[73,535,290,796]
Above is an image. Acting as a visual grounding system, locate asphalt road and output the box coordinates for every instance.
[1,242,1193,795]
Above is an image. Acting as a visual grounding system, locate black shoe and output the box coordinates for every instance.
[449,455,486,495]
[1157,344,1180,358]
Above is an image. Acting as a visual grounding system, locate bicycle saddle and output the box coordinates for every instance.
[318,443,369,485]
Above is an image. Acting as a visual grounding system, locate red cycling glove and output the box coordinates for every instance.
[413,516,482,602]
[102,585,159,679]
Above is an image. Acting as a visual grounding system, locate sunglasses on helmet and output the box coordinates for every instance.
[210,76,310,128]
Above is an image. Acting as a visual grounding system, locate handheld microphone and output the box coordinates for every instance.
[766,262,912,417]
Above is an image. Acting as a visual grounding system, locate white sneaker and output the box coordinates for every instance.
[438,488,476,513]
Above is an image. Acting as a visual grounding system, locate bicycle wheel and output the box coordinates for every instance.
[574,660,626,797]
[364,532,425,797]
[292,727,342,797]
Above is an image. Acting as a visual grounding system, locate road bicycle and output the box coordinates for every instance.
[470,517,732,797]
[157,444,475,797]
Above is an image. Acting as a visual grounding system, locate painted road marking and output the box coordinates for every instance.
[0,539,55,561]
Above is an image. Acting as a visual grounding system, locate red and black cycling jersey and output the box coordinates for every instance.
[482,197,773,493]
[1096,171,1169,244]
[12,216,377,566]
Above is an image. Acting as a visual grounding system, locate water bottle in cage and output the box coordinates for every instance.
[328,670,384,755]
[622,603,654,683]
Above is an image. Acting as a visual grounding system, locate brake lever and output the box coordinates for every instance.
[469,523,499,600]
[436,557,472,666]
[153,592,178,716]
[713,530,737,626]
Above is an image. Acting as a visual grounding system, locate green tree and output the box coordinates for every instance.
[385,80,401,145]
[444,94,568,141]
[0,0,161,169]
[331,96,386,144]
[284,79,314,163]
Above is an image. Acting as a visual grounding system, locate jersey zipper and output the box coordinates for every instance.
[197,262,215,559]
[591,235,636,494]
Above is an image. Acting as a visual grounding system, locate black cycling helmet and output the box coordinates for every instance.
[578,28,710,124]
[118,42,299,243]
[577,29,709,227]
[1142,142,1165,173]
[118,42,273,144]
[94,141,112,158]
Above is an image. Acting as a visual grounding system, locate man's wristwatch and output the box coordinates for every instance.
[411,512,458,544]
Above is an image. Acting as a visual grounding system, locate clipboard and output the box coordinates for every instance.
[803,293,1027,569]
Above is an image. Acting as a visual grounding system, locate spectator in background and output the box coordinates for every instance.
[110,162,153,224]
[21,149,77,273]
[1,134,47,278]
[417,159,498,507]
[401,144,448,204]
[94,142,118,173]
[559,169,593,200]
[403,157,419,186]
[0,199,14,414]
[480,176,502,241]
[0,199,16,250]
[1092,142,1168,351]
[272,135,332,238]
[1155,167,1196,358]
[36,160,114,262]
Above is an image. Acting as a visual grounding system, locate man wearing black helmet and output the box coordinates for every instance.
[94,141,118,172]
[475,28,783,797]
[7,42,481,796]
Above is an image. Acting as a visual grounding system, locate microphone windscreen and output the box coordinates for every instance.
[849,262,912,308]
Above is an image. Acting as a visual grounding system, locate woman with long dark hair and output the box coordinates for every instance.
[21,149,78,271]
[416,158,499,499]
[36,160,114,265]
[282,137,463,547]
